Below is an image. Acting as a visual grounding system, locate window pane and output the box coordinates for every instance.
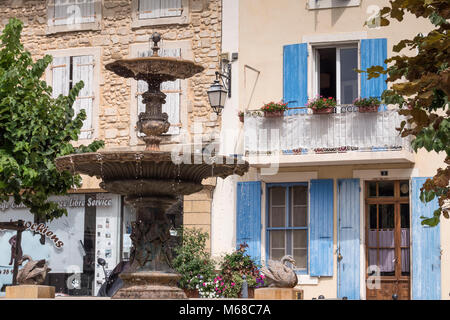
[270,207,285,228]
[368,182,377,197]
[270,230,285,261]
[401,203,410,228]
[369,204,377,229]
[293,230,307,270]
[340,48,358,104]
[270,187,285,206]
[378,181,394,197]
[292,186,307,206]
[318,48,336,99]
[400,181,409,197]
[292,206,307,227]
[293,249,307,270]
[379,204,394,229]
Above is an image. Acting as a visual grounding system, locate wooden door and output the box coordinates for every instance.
[365,180,411,300]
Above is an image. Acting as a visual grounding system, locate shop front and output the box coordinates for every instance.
[0,193,134,296]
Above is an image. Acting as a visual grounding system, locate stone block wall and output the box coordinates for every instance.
[0,0,221,239]
[0,0,223,149]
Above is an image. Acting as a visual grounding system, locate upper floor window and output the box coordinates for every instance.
[308,0,361,10]
[131,0,189,28]
[139,0,182,19]
[47,0,101,34]
[313,45,358,105]
[267,183,308,274]
[48,48,101,141]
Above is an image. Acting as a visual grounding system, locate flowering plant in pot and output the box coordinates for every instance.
[172,228,216,298]
[353,97,380,112]
[260,101,288,117]
[307,96,336,114]
[218,243,266,298]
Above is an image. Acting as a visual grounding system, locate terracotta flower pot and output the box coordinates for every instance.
[263,110,285,117]
[358,105,379,113]
[183,288,200,298]
[312,107,334,114]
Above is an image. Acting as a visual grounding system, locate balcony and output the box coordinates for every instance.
[243,107,414,167]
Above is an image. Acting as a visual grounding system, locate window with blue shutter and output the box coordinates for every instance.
[411,177,441,300]
[265,183,309,273]
[310,179,334,277]
[283,43,308,115]
[360,38,387,111]
[236,181,262,265]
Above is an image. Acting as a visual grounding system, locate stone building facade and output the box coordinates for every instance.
[0,0,222,246]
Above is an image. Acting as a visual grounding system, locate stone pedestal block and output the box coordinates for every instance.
[254,287,303,300]
[6,285,55,299]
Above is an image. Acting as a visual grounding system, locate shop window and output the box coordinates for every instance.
[0,194,121,297]
[267,184,308,273]
[131,0,189,28]
[313,46,359,105]
[47,0,101,34]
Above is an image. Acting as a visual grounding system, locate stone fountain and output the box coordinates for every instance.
[55,33,248,299]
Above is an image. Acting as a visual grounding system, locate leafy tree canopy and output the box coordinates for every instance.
[0,18,104,221]
[364,0,450,226]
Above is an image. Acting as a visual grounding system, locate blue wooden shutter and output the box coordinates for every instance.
[310,179,334,276]
[360,38,387,111]
[236,181,262,265]
[283,43,308,115]
[411,177,441,300]
[337,179,360,300]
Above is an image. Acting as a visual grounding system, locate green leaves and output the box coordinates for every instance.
[373,1,450,226]
[0,18,104,221]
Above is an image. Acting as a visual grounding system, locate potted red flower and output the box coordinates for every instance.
[353,97,380,113]
[307,96,336,114]
[260,101,288,118]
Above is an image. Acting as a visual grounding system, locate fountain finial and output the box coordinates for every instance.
[151,32,161,57]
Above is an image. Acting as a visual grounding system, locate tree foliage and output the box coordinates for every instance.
[365,0,450,226]
[0,18,104,221]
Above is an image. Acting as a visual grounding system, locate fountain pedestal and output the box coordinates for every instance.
[113,196,187,299]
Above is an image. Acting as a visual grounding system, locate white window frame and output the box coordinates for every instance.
[311,42,360,106]
[129,41,191,147]
[45,47,101,144]
[308,0,361,10]
[131,0,190,28]
[46,0,102,35]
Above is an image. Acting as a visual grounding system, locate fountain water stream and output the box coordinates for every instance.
[55,33,248,299]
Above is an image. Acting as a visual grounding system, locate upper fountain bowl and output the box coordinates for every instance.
[105,57,205,82]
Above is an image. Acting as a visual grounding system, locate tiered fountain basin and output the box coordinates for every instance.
[55,33,250,299]
[55,151,248,200]
[55,151,248,299]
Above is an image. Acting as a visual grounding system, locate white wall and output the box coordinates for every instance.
[211,0,241,261]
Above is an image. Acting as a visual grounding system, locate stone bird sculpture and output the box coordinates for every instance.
[17,255,51,285]
[260,255,298,288]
